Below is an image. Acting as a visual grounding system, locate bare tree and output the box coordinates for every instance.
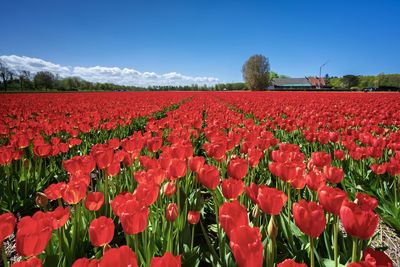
[0,59,14,91]
[18,70,31,91]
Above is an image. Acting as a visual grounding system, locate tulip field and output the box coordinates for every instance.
[1,91,400,267]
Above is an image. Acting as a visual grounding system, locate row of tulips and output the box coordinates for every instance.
[219,92,400,232]
[0,92,398,267]
[0,94,190,213]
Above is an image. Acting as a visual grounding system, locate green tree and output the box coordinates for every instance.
[326,77,343,89]
[342,75,359,89]
[34,71,55,91]
[242,54,270,90]
[270,71,279,80]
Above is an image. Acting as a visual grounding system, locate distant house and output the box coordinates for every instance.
[271,77,325,89]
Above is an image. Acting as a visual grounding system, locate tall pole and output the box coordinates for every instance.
[319,60,329,89]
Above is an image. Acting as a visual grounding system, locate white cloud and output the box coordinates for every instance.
[0,55,219,86]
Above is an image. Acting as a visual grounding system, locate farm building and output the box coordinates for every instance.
[271,77,326,89]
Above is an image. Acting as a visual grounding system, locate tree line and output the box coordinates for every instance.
[0,58,273,92]
[327,74,400,90]
[2,57,399,92]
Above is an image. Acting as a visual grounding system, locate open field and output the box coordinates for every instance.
[0,91,399,267]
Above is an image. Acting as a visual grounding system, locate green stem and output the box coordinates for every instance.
[287,186,291,223]
[394,175,398,207]
[310,237,315,267]
[132,235,145,264]
[268,237,276,267]
[57,228,63,255]
[125,234,131,248]
[167,222,173,253]
[199,221,222,266]
[351,238,358,262]
[1,246,9,267]
[71,203,81,260]
[334,216,339,267]
[191,225,195,251]
[212,191,225,267]
[104,173,109,217]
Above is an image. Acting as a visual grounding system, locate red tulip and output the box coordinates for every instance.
[347,255,377,267]
[91,146,114,170]
[134,183,160,206]
[340,199,379,240]
[146,137,162,152]
[197,164,220,190]
[248,148,263,167]
[11,257,42,267]
[355,192,378,211]
[168,158,187,179]
[289,174,306,190]
[61,181,87,205]
[0,146,13,165]
[187,211,200,225]
[108,138,120,150]
[72,258,100,267]
[89,216,114,247]
[163,181,176,197]
[150,251,181,267]
[219,200,249,238]
[44,182,66,200]
[257,185,287,215]
[0,212,16,245]
[227,158,248,180]
[370,163,387,175]
[166,203,178,222]
[63,157,83,176]
[305,169,326,191]
[189,156,205,172]
[323,166,344,184]
[318,186,347,216]
[119,199,149,235]
[107,160,120,177]
[85,192,105,211]
[100,245,138,267]
[292,200,326,238]
[16,215,53,257]
[245,183,259,204]
[277,259,308,267]
[34,144,52,157]
[49,206,70,229]
[362,247,393,267]
[222,178,244,200]
[334,150,346,161]
[229,225,263,267]
[309,152,332,169]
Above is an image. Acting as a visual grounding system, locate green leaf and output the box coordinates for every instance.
[323,258,346,267]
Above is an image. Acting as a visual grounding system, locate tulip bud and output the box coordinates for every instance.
[23,158,30,169]
[267,216,278,240]
[166,203,178,222]
[163,182,176,197]
[252,205,260,218]
[36,192,49,208]
[187,211,200,225]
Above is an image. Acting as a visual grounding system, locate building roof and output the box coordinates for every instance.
[271,77,326,87]
[272,78,311,86]
[307,77,326,87]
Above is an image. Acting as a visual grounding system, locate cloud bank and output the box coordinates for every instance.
[0,55,219,86]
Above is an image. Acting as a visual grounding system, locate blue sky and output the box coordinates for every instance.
[1,0,399,85]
